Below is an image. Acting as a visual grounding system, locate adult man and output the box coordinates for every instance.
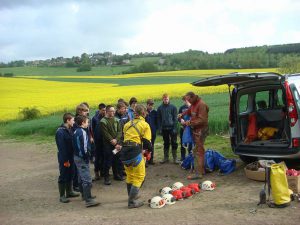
[145,99,158,165]
[119,104,152,208]
[55,113,80,203]
[100,105,123,185]
[157,93,179,164]
[91,103,106,181]
[178,92,209,180]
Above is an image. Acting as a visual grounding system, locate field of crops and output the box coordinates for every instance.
[0,67,278,121]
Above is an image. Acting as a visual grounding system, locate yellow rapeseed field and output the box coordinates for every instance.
[1,68,278,121]
[0,77,226,121]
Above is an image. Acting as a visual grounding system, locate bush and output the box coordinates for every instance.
[123,62,159,74]
[3,73,14,77]
[77,64,92,72]
[19,107,41,120]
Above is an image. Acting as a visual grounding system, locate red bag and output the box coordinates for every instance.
[244,113,258,143]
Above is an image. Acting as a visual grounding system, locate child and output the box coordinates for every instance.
[55,113,80,203]
[73,115,100,207]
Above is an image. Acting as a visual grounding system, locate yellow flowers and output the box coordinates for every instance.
[0,68,278,121]
[0,77,225,121]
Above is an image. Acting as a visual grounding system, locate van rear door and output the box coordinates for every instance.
[192,72,282,87]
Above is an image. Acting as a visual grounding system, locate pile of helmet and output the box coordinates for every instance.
[148,180,216,209]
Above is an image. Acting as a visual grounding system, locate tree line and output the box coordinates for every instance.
[1,43,300,73]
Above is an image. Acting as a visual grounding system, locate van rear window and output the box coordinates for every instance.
[256,91,269,110]
[239,94,248,113]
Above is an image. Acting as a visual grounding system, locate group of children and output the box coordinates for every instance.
[55,93,206,208]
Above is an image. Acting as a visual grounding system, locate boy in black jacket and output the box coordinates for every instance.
[55,113,80,203]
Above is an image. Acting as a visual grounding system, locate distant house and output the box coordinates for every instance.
[122,59,131,64]
[158,58,165,65]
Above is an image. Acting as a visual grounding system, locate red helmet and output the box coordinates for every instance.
[180,186,195,198]
[171,189,184,201]
[188,183,201,193]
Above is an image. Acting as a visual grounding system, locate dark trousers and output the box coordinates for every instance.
[94,141,104,176]
[73,164,79,188]
[148,134,156,163]
[103,143,123,178]
[74,155,92,189]
[58,161,74,184]
[162,129,178,160]
[180,128,193,160]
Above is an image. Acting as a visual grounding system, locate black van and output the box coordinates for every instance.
[192,72,300,162]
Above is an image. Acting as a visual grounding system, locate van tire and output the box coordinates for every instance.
[239,155,257,164]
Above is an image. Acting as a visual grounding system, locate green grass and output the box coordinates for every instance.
[0,65,132,76]
[153,134,234,163]
[40,76,201,85]
[0,57,162,76]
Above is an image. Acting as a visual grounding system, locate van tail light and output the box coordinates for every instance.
[292,138,299,147]
[285,81,298,127]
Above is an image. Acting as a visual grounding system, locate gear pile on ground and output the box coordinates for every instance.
[148,180,216,209]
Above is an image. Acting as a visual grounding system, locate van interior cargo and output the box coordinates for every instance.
[237,87,290,147]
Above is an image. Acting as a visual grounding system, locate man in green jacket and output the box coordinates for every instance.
[100,105,123,185]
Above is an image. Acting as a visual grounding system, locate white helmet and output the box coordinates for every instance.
[149,196,166,209]
[160,187,172,196]
[172,182,184,190]
[201,180,216,191]
[162,194,176,205]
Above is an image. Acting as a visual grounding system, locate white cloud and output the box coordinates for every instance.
[0,0,300,62]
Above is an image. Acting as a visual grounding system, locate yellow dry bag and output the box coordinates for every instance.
[269,164,291,207]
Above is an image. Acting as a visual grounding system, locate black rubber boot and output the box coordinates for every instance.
[58,183,70,203]
[128,185,143,209]
[66,182,80,198]
[127,183,132,196]
[172,148,179,164]
[160,148,169,164]
[83,185,100,208]
[104,176,111,185]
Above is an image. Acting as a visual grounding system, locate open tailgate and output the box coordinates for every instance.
[192,72,282,87]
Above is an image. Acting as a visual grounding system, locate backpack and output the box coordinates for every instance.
[258,163,291,208]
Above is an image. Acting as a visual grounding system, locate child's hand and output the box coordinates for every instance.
[63,161,70,167]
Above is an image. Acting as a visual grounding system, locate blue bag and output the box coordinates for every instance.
[181,153,194,170]
[182,126,194,147]
[205,149,236,175]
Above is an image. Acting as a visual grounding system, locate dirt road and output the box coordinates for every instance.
[0,140,299,225]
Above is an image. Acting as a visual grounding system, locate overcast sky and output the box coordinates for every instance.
[0,0,299,62]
